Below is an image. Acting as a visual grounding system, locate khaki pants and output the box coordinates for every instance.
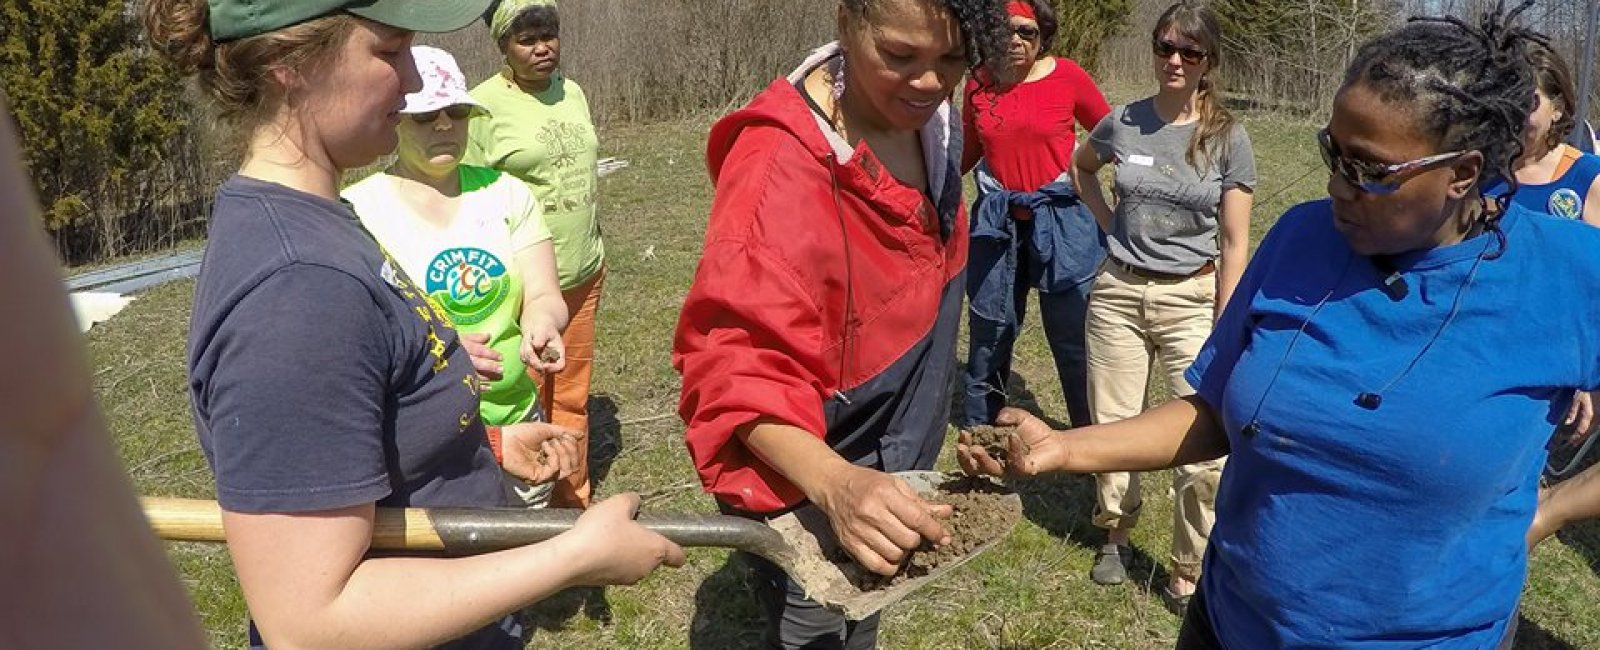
[1086,261,1225,579]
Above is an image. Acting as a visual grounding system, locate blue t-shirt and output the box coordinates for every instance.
[187,176,519,649]
[1185,199,1600,648]
[1487,150,1600,220]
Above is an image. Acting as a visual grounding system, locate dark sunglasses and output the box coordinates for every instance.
[409,104,475,123]
[1316,127,1468,195]
[1153,39,1207,65]
[1012,24,1040,41]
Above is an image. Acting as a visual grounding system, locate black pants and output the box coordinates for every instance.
[1175,587,1224,650]
[742,551,882,649]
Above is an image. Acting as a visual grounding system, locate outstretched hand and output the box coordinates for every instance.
[957,407,1066,478]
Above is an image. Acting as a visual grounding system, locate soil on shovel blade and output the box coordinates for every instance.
[832,475,1022,590]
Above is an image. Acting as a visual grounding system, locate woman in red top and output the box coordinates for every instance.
[960,0,1111,430]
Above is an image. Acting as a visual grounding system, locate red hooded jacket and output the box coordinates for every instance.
[674,45,969,514]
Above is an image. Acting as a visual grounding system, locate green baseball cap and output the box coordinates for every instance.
[208,0,494,42]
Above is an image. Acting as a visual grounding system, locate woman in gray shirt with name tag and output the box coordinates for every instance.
[1069,0,1255,614]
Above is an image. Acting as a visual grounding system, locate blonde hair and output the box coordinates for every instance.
[142,0,356,140]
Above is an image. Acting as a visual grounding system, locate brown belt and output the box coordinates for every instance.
[1111,258,1215,281]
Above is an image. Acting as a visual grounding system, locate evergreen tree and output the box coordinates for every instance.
[0,0,197,261]
[1051,0,1131,73]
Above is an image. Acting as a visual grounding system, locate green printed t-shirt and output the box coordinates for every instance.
[466,73,604,290]
[344,165,552,425]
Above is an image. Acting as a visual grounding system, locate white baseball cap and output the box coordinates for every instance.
[403,46,488,116]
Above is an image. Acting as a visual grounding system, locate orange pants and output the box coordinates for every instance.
[543,267,604,509]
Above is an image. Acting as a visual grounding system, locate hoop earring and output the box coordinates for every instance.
[831,56,847,102]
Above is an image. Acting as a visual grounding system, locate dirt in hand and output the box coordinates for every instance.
[833,475,1022,590]
[965,424,1016,462]
[538,346,562,365]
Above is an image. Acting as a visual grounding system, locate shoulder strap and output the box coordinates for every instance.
[1553,144,1581,179]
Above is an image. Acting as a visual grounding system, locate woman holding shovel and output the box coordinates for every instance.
[963,3,1597,647]
[674,0,1011,646]
[144,1,683,648]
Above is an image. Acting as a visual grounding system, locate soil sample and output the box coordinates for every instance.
[538,346,562,366]
[834,475,1022,590]
[965,424,1016,462]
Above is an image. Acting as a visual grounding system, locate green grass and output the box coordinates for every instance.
[94,109,1600,649]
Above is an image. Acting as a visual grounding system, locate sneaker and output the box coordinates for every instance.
[1090,543,1129,585]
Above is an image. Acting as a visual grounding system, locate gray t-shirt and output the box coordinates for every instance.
[1088,98,1256,275]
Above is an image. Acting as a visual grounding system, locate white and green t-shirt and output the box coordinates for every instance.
[345,165,552,425]
[466,73,603,289]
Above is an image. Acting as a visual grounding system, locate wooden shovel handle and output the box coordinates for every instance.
[140,497,791,561]
[141,497,446,551]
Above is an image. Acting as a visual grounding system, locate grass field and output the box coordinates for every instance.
[92,100,1600,648]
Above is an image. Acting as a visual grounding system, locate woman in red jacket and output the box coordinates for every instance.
[673,0,1010,646]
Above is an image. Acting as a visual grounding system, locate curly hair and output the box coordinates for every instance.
[1526,44,1578,155]
[1021,0,1058,53]
[841,0,1012,82]
[1343,0,1544,208]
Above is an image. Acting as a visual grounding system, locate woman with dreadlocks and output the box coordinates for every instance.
[673,0,1009,646]
[962,2,1594,647]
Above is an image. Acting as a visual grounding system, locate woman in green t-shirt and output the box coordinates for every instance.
[468,0,604,509]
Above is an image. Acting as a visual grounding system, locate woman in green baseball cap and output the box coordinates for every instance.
[142,2,685,648]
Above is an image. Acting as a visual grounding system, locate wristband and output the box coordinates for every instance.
[485,425,504,465]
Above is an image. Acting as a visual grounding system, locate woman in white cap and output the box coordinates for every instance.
[345,45,575,508]
[141,2,684,648]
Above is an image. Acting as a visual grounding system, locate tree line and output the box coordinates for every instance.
[6,0,1589,265]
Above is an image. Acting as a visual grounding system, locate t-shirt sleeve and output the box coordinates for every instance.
[1062,60,1112,132]
[200,264,393,513]
[1088,105,1121,163]
[502,175,552,252]
[1221,123,1258,191]
[1184,211,1287,407]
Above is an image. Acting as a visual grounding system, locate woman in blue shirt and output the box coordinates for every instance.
[961,3,1599,648]
[1499,45,1600,225]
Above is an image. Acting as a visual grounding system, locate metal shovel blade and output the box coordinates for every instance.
[140,472,1020,621]
[765,471,1022,619]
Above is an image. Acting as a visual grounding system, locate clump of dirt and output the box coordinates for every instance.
[833,475,1022,590]
[965,424,1016,462]
[538,346,562,365]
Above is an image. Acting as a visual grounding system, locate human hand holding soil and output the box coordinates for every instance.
[500,422,580,484]
[811,464,953,576]
[520,324,566,374]
[958,407,1066,478]
[560,493,687,586]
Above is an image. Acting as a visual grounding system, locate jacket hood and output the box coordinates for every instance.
[706,42,960,199]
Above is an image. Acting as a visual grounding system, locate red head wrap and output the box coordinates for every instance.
[1006,1,1036,20]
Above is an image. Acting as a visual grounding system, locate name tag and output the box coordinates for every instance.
[1126,154,1155,167]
